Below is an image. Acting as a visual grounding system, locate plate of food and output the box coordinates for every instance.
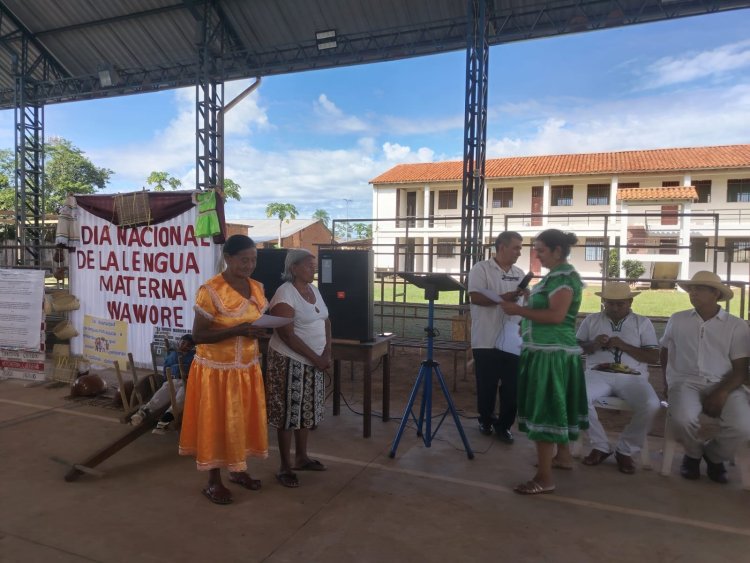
[592,362,641,375]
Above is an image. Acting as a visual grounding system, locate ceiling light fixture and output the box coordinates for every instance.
[315,29,337,51]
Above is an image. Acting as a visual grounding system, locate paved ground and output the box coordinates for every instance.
[1,348,749,563]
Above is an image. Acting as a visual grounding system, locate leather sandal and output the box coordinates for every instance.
[582,449,613,466]
[614,452,636,474]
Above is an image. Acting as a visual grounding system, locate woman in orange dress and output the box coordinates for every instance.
[178,234,269,504]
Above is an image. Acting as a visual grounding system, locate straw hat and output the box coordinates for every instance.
[595,281,640,300]
[678,271,734,301]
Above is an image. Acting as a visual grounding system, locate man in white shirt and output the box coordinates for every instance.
[660,271,750,484]
[576,282,661,474]
[468,231,526,443]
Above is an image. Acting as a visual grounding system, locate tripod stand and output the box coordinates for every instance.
[389,273,474,459]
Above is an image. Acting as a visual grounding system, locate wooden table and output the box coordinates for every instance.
[258,334,394,438]
[331,335,394,438]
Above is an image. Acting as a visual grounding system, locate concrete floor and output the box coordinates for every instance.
[2,360,750,563]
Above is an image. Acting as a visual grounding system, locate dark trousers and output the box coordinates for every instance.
[473,348,519,431]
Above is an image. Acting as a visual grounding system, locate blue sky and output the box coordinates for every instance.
[1,10,749,223]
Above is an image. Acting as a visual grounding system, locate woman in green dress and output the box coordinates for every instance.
[499,229,588,495]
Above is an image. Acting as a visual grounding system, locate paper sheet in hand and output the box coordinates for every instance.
[252,315,294,329]
[496,323,522,356]
[474,288,501,303]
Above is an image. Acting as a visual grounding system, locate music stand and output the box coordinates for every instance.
[389,273,474,459]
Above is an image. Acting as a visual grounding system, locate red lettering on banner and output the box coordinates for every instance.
[77,250,94,269]
[107,301,185,328]
[82,225,112,245]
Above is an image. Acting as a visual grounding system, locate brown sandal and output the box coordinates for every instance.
[582,449,613,466]
[228,472,262,490]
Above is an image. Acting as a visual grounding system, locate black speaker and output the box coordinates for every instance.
[252,248,288,303]
[317,248,374,342]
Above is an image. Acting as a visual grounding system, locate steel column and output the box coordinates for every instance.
[13,37,45,267]
[460,0,490,294]
[195,2,224,192]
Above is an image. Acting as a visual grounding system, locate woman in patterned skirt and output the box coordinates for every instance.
[266,248,331,488]
[499,229,588,495]
[178,235,269,504]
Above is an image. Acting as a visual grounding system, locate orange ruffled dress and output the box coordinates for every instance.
[178,274,269,471]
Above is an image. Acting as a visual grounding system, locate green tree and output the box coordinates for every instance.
[146,171,182,191]
[0,149,14,211]
[351,222,372,239]
[222,178,242,202]
[146,171,241,201]
[622,259,646,285]
[45,137,112,212]
[601,248,620,278]
[312,209,330,228]
[265,202,299,248]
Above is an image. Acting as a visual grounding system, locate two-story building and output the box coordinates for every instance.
[370,144,750,282]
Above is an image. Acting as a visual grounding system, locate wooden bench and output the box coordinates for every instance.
[390,336,471,391]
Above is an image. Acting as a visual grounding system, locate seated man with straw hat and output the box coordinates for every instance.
[660,271,750,484]
[576,282,661,474]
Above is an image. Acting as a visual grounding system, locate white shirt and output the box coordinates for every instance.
[467,258,524,351]
[660,308,750,385]
[576,311,658,376]
[268,281,329,365]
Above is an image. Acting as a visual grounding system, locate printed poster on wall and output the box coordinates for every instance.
[0,268,44,350]
[69,203,221,367]
[83,314,128,369]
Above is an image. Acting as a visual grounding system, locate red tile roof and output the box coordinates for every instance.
[617,186,698,201]
[370,144,750,184]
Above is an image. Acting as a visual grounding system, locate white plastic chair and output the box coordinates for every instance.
[572,395,653,469]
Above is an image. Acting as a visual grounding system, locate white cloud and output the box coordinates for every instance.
[486,83,750,157]
[89,80,269,188]
[643,39,750,88]
[383,142,435,162]
[313,94,369,132]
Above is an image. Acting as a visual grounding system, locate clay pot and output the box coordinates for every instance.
[71,373,108,397]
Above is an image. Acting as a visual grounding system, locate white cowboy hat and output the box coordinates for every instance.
[594,281,640,300]
[677,271,734,301]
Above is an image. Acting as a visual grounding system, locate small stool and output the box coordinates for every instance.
[572,396,652,470]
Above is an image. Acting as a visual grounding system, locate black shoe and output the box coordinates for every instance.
[679,455,701,480]
[703,455,728,484]
[478,422,493,436]
[495,428,514,444]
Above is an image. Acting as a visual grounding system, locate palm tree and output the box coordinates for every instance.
[312,209,330,228]
[266,202,299,247]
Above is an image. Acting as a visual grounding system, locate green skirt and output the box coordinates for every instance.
[517,347,589,443]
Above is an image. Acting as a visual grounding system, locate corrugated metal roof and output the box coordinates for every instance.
[1,0,748,108]
[370,144,750,184]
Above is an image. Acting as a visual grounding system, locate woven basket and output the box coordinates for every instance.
[53,320,79,340]
[114,191,151,227]
[51,293,80,313]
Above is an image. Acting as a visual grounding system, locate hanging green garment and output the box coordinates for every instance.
[194,190,221,238]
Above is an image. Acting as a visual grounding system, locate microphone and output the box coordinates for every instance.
[517,272,534,290]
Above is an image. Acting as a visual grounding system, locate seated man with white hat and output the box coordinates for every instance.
[660,271,750,484]
[576,282,661,474]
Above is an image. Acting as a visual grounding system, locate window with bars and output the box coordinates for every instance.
[619,182,640,189]
[586,184,609,205]
[728,179,750,203]
[659,238,679,255]
[726,239,750,263]
[585,237,606,261]
[491,187,513,208]
[435,238,457,258]
[662,180,680,187]
[437,190,458,209]
[551,185,573,206]
[690,238,708,262]
[694,180,711,203]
